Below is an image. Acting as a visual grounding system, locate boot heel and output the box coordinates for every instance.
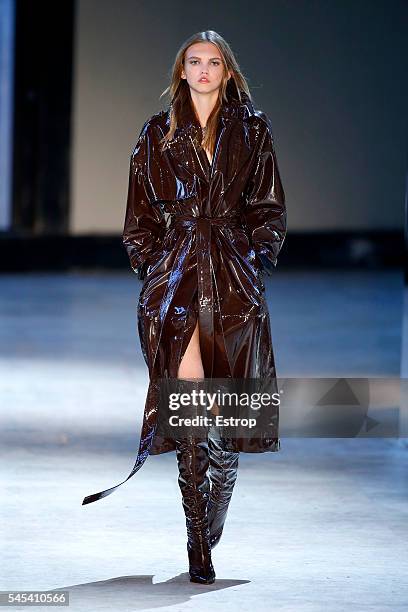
[188,536,216,584]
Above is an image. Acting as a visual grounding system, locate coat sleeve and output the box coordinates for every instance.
[242,113,287,275]
[122,121,167,280]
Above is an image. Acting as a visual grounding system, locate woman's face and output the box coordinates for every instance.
[181,42,231,96]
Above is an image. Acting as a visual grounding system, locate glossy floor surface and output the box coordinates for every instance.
[1,269,407,611]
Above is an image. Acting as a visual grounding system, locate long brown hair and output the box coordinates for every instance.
[159,30,252,154]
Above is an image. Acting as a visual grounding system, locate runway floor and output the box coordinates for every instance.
[1,268,407,611]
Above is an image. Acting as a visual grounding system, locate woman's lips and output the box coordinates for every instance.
[198,78,209,82]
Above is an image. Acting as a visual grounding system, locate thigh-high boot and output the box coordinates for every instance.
[175,437,216,584]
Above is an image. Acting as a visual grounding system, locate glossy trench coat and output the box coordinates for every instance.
[82,88,287,505]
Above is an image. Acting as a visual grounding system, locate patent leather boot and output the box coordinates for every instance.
[207,434,239,550]
[175,437,216,584]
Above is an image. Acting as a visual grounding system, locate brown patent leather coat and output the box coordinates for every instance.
[82,87,287,505]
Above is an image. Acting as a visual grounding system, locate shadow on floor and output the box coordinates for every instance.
[55,574,250,610]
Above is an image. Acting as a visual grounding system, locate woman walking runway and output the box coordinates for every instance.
[82,29,287,585]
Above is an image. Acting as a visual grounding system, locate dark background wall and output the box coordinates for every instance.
[12,0,74,235]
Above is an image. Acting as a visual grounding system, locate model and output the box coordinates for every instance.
[82,30,287,585]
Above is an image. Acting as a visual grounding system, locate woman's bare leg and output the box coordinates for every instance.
[177,320,204,379]
[177,320,221,416]
[177,320,219,414]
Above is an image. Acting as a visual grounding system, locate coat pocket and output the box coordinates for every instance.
[224,227,265,293]
[144,227,177,279]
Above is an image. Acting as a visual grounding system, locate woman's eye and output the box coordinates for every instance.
[189,60,221,66]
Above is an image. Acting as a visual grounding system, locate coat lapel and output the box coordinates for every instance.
[211,116,254,192]
[166,125,210,185]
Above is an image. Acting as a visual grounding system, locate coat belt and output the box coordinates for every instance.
[168,213,243,377]
[81,213,244,505]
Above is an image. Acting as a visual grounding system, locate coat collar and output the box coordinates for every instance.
[163,87,256,187]
[168,87,255,130]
